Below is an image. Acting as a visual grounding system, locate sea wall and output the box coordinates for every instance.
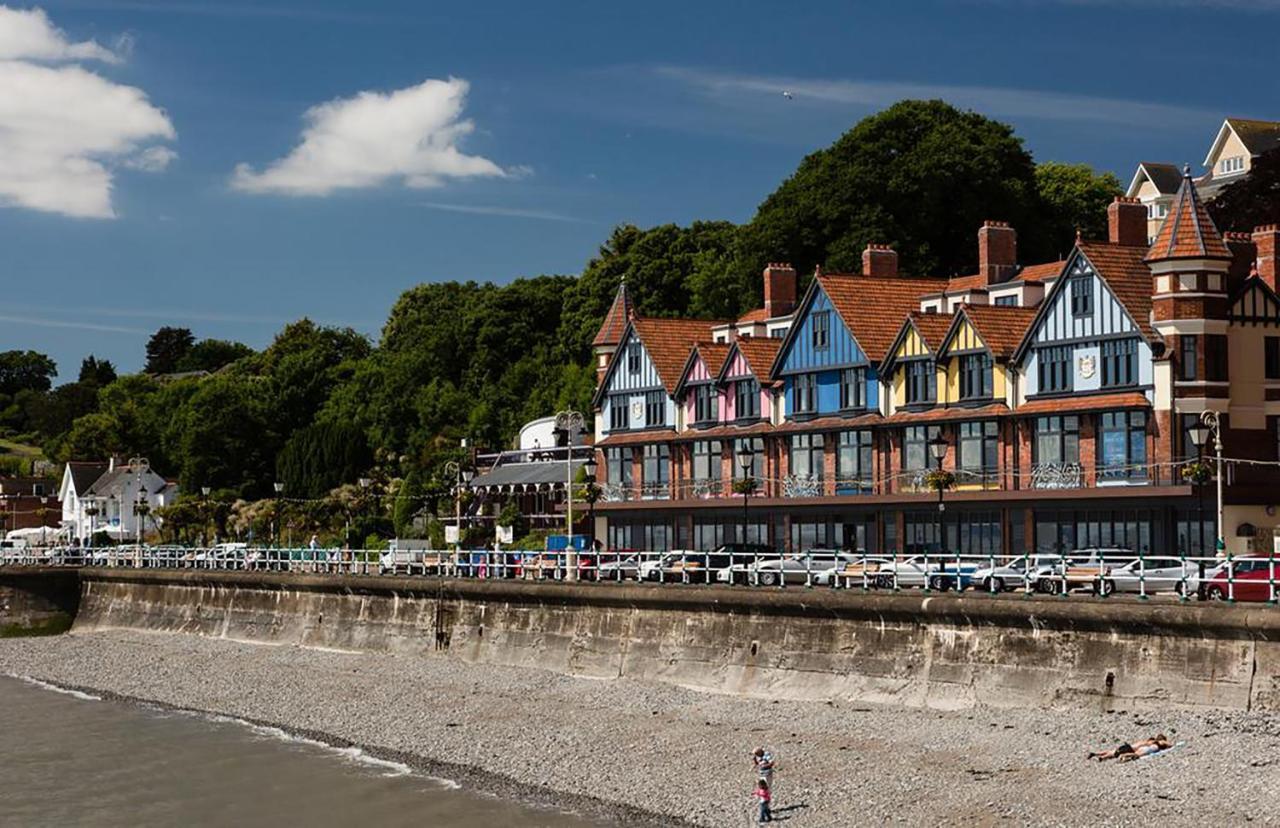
[0,568,80,637]
[62,568,1280,712]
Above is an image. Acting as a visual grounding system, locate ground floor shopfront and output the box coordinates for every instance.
[595,487,1245,558]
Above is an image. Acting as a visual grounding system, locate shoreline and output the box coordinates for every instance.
[3,631,1280,826]
[5,673,680,827]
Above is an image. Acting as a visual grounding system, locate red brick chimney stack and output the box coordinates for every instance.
[978,221,1017,285]
[1108,197,1148,247]
[763,262,798,318]
[1254,225,1280,293]
[861,243,898,278]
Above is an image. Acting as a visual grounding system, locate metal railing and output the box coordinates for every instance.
[2,547,1277,604]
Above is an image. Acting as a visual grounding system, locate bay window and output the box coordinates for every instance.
[1097,411,1148,482]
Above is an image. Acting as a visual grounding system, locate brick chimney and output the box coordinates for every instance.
[1108,197,1147,247]
[978,221,1016,285]
[862,243,898,278]
[1224,231,1256,293]
[763,263,797,318]
[1254,225,1280,292]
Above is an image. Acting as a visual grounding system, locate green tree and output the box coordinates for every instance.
[0,350,57,397]
[78,355,117,387]
[1208,147,1280,232]
[175,374,276,496]
[145,326,195,375]
[275,420,373,498]
[1034,161,1123,253]
[176,339,254,373]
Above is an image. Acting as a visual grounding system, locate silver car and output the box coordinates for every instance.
[1097,557,1201,597]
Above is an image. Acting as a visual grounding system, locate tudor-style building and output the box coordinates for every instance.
[588,185,1280,558]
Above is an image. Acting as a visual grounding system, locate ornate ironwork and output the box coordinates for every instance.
[690,478,721,499]
[782,474,822,498]
[600,483,629,503]
[1030,462,1083,489]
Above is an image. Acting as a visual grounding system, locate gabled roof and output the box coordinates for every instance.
[722,336,783,384]
[592,317,722,405]
[940,305,1039,360]
[880,312,954,374]
[1126,162,1184,197]
[813,273,947,363]
[65,461,108,496]
[591,281,634,348]
[939,258,1065,294]
[1204,118,1280,167]
[673,340,732,396]
[1146,169,1231,262]
[1228,274,1280,323]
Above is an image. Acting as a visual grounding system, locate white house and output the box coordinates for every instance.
[59,457,178,542]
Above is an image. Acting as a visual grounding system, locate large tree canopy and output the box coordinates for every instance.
[1209,147,1280,232]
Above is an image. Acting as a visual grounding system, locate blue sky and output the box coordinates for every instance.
[2,0,1278,378]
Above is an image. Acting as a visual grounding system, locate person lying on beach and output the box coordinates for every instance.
[1088,734,1171,761]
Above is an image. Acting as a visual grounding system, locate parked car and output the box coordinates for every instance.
[596,553,642,581]
[1035,548,1136,594]
[814,555,891,587]
[1095,557,1201,596]
[926,559,986,592]
[656,549,739,584]
[968,555,1064,593]
[872,555,940,589]
[715,544,799,585]
[1203,556,1279,602]
[724,549,853,587]
[636,551,683,582]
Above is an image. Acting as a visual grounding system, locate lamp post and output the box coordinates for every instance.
[84,496,99,550]
[1200,410,1226,558]
[928,432,949,569]
[737,442,755,544]
[272,482,284,550]
[555,410,586,580]
[1188,423,1211,559]
[200,486,211,547]
[134,493,150,548]
[444,442,473,569]
[583,454,598,555]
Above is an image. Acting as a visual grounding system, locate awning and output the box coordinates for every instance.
[470,460,586,492]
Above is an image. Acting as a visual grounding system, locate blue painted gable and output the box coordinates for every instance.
[776,283,878,419]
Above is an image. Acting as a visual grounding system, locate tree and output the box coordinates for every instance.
[176,339,254,373]
[275,420,373,498]
[1208,147,1280,232]
[145,326,195,375]
[78,355,117,387]
[175,374,276,496]
[1034,161,1123,253]
[740,99,1042,279]
[0,350,57,397]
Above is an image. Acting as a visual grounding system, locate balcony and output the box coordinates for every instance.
[782,474,822,498]
[1029,462,1083,490]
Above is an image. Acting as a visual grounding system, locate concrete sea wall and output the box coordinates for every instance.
[63,569,1280,712]
[0,568,80,637]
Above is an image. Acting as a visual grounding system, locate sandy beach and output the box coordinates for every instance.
[2,631,1278,827]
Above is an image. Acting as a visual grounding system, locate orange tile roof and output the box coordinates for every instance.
[734,336,784,382]
[952,305,1039,359]
[1076,241,1159,341]
[735,307,771,324]
[883,403,1010,425]
[1013,260,1066,284]
[817,273,948,362]
[672,420,775,442]
[908,312,954,352]
[944,273,989,292]
[693,341,731,373]
[596,428,677,447]
[773,413,882,433]
[631,317,724,394]
[1015,392,1151,416]
[1146,172,1231,262]
[591,282,633,347]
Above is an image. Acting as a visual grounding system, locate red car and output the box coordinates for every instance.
[1203,556,1279,602]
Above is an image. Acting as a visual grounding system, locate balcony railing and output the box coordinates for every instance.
[782,474,822,498]
[1030,462,1083,490]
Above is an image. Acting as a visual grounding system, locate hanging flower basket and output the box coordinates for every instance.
[731,477,758,496]
[923,469,955,492]
[1181,461,1212,486]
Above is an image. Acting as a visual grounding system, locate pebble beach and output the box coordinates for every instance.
[2,631,1278,827]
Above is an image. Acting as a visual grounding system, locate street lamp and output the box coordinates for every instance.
[583,454,599,554]
[84,496,99,549]
[444,444,474,565]
[1199,411,1226,558]
[736,442,755,544]
[273,481,284,550]
[1188,423,1211,558]
[200,486,211,547]
[555,410,586,579]
[928,432,949,559]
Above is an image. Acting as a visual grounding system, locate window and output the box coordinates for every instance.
[1098,411,1148,482]
[644,391,665,427]
[734,437,764,480]
[1034,416,1080,465]
[1180,335,1198,381]
[609,395,628,430]
[959,353,994,399]
[904,360,936,405]
[839,367,865,410]
[1070,276,1093,317]
[811,311,830,351]
[626,341,641,374]
[1266,337,1280,380]
[958,421,998,482]
[1101,339,1138,388]
[692,440,721,487]
[789,433,824,481]
[770,328,785,339]
[735,378,760,420]
[692,384,717,424]
[994,295,1018,307]
[606,447,632,500]
[792,373,817,414]
[837,431,873,493]
[1206,335,1228,382]
[642,444,670,498]
[1221,155,1245,174]
[903,425,941,472]
[1037,346,1072,393]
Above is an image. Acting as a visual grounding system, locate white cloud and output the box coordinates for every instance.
[0,6,176,219]
[0,6,121,63]
[415,200,594,224]
[231,77,507,196]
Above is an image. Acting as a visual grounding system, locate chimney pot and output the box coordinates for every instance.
[862,243,898,278]
[978,221,1017,285]
[763,262,798,318]
[1108,196,1147,247]
[1253,225,1280,293]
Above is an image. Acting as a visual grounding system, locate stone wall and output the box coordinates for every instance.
[0,568,80,637]
[64,569,1280,712]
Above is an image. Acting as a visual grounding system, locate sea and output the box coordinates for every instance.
[0,674,610,827]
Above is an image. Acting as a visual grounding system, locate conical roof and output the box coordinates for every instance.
[1146,166,1231,262]
[591,280,634,348]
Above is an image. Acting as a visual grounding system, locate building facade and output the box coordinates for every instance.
[591,176,1280,559]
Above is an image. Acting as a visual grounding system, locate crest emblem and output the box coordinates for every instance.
[631,400,645,422]
[1079,354,1096,379]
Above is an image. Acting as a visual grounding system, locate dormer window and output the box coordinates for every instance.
[1148,202,1169,220]
[1220,155,1245,175]
[693,384,718,424]
[904,360,936,405]
[959,354,993,400]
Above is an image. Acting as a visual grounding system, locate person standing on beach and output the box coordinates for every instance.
[753,778,772,823]
[751,747,774,783]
